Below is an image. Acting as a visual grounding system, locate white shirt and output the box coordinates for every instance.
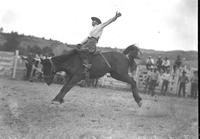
[89,25,103,38]
[81,16,117,43]
[146,58,154,64]
[162,60,170,66]
[161,73,171,81]
[150,71,159,80]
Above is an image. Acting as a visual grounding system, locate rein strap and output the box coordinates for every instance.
[99,52,111,69]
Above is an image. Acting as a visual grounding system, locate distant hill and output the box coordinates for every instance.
[0,32,198,68]
[0,32,72,55]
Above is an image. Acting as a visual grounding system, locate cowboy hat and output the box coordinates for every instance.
[91,17,101,24]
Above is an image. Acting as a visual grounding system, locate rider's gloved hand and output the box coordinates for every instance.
[115,11,122,18]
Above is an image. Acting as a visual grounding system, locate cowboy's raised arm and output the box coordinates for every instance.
[100,12,121,29]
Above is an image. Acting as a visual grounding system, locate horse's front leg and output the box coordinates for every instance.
[64,74,72,85]
[52,74,82,104]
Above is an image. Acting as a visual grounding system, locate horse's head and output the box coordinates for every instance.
[40,58,56,85]
[123,44,143,59]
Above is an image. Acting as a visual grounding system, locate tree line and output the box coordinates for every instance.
[0,32,54,56]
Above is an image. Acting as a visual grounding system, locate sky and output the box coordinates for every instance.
[0,0,198,51]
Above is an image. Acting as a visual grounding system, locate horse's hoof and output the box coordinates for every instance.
[51,100,60,105]
[138,100,142,107]
[51,98,64,104]
[60,99,64,103]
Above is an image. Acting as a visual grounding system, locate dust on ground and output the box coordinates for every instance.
[0,78,198,139]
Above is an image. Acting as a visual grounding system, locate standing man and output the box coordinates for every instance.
[162,57,170,72]
[78,12,122,83]
[156,56,163,73]
[160,70,171,96]
[173,55,182,73]
[148,68,159,96]
[144,68,153,94]
[190,70,198,99]
[178,70,189,97]
[146,56,154,70]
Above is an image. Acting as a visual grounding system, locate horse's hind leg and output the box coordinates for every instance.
[110,72,142,107]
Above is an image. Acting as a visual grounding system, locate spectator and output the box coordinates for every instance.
[190,71,198,99]
[144,68,153,94]
[24,53,35,80]
[160,70,171,96]
[146,56,154,70]
[178,70,189,97]
[156,56,163,73]
[148,68,159,96]
[173,55,182,73]
[162,57,170,72]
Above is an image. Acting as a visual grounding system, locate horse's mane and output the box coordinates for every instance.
[123,44,139,55]
[52,49,77,63]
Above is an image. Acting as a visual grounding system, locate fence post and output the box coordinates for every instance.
[12,50,19,79]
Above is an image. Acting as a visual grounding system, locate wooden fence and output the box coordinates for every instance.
[0,50,18,78]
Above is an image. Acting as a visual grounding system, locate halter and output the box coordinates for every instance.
[99,52,111,69]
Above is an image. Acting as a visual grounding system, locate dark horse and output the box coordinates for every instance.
[40,45,143,107]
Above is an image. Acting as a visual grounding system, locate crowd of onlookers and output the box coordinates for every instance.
[21,53,50,82]
[144,55,198,99]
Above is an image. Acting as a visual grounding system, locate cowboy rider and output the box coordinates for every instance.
[78,11,122,82]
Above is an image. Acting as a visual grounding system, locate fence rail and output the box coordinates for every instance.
[0,50,18,78]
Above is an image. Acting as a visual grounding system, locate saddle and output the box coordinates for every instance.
[76,48,111,69]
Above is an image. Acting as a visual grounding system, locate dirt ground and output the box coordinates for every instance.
[0,78,198,139]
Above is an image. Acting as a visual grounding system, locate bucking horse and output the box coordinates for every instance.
[40,44,143,107]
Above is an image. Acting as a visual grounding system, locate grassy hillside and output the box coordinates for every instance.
[0,32,198,68]
[0,32,72,55]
